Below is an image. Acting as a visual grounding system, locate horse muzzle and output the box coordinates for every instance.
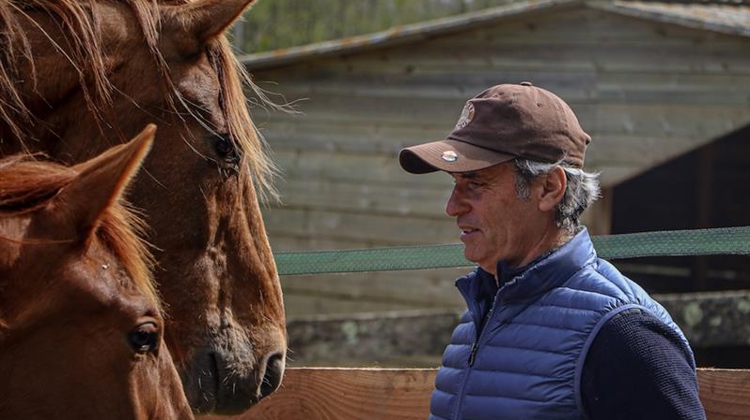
[180,347,286,414]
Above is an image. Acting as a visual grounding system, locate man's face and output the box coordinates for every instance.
[446,162,546,274]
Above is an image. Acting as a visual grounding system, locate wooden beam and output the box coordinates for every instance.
[201,367,750,420]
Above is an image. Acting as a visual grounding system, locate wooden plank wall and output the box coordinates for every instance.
[203,367,750,420]
[249,6,750,317]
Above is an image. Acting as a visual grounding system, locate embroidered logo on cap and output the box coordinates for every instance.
[441,150,458,162]
[454,102,475,130]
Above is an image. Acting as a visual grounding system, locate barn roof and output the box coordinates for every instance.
[240,0,750,71]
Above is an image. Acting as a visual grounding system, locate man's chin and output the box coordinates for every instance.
[463,249,485,269]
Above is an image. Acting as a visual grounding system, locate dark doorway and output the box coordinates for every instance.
[610,124,750,368]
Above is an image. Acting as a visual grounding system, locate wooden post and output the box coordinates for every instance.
[694,144,715,291]
[583,186,613,236]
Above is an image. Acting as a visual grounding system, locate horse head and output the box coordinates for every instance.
[0,126,194,420]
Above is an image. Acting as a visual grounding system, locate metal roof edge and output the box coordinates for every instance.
[241,0,750,71]
[589,0,750,38]
[239,0,583,71]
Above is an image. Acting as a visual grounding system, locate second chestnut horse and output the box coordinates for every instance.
[0,126,193,420]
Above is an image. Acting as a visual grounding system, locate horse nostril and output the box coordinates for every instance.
[259,352,285,399]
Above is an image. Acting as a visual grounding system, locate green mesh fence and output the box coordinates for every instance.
[275,226,750,276]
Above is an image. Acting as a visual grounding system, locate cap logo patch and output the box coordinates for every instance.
[441,150,458,162]
[454,102,475,130]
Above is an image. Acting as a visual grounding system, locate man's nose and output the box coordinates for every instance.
[446,188,467,217]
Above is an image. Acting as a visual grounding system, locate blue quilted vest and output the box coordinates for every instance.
[429,228,693,420]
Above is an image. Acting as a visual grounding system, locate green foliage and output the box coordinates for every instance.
[233,0,514,53]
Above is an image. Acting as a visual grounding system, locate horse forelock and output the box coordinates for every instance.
[0,155,160,310]
[135,0,281,202]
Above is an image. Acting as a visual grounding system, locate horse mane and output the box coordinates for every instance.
[0,0,278,201]
[0,154,159,309]
[210,37,280,203]
[1,0,115,141]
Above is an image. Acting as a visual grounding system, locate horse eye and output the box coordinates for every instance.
[214,134,238,163]
[128,322,160,354]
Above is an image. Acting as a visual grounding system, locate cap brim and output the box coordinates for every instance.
[399,139,514,174]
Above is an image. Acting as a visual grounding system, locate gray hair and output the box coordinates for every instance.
[512,159,601,233]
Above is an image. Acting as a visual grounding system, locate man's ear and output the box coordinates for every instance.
[537,166,566,212]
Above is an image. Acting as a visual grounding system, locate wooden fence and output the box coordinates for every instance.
[204,367,750,420]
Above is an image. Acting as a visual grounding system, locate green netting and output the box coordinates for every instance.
[275,226,750,276]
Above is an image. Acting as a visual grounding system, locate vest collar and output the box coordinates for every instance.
[494,227,597,302]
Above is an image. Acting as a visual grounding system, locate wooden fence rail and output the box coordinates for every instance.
[204,367,750,420]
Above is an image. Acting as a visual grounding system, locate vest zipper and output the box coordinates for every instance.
[468,305,494,367]
[452,273,503,420]
[468,342,479,366]
[453,300,498,420]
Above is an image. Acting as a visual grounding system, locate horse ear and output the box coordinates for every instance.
[60,125,156,246]
[168,0,258,44]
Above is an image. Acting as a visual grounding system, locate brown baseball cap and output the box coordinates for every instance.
[399,82,591,174]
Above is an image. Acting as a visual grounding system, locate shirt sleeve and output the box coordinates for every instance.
[581,308,707,420]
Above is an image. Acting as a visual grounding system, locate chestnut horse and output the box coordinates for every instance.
[0,0,285,414]
[0,127,193,419]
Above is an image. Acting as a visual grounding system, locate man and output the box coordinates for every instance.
[398,82,706,420]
